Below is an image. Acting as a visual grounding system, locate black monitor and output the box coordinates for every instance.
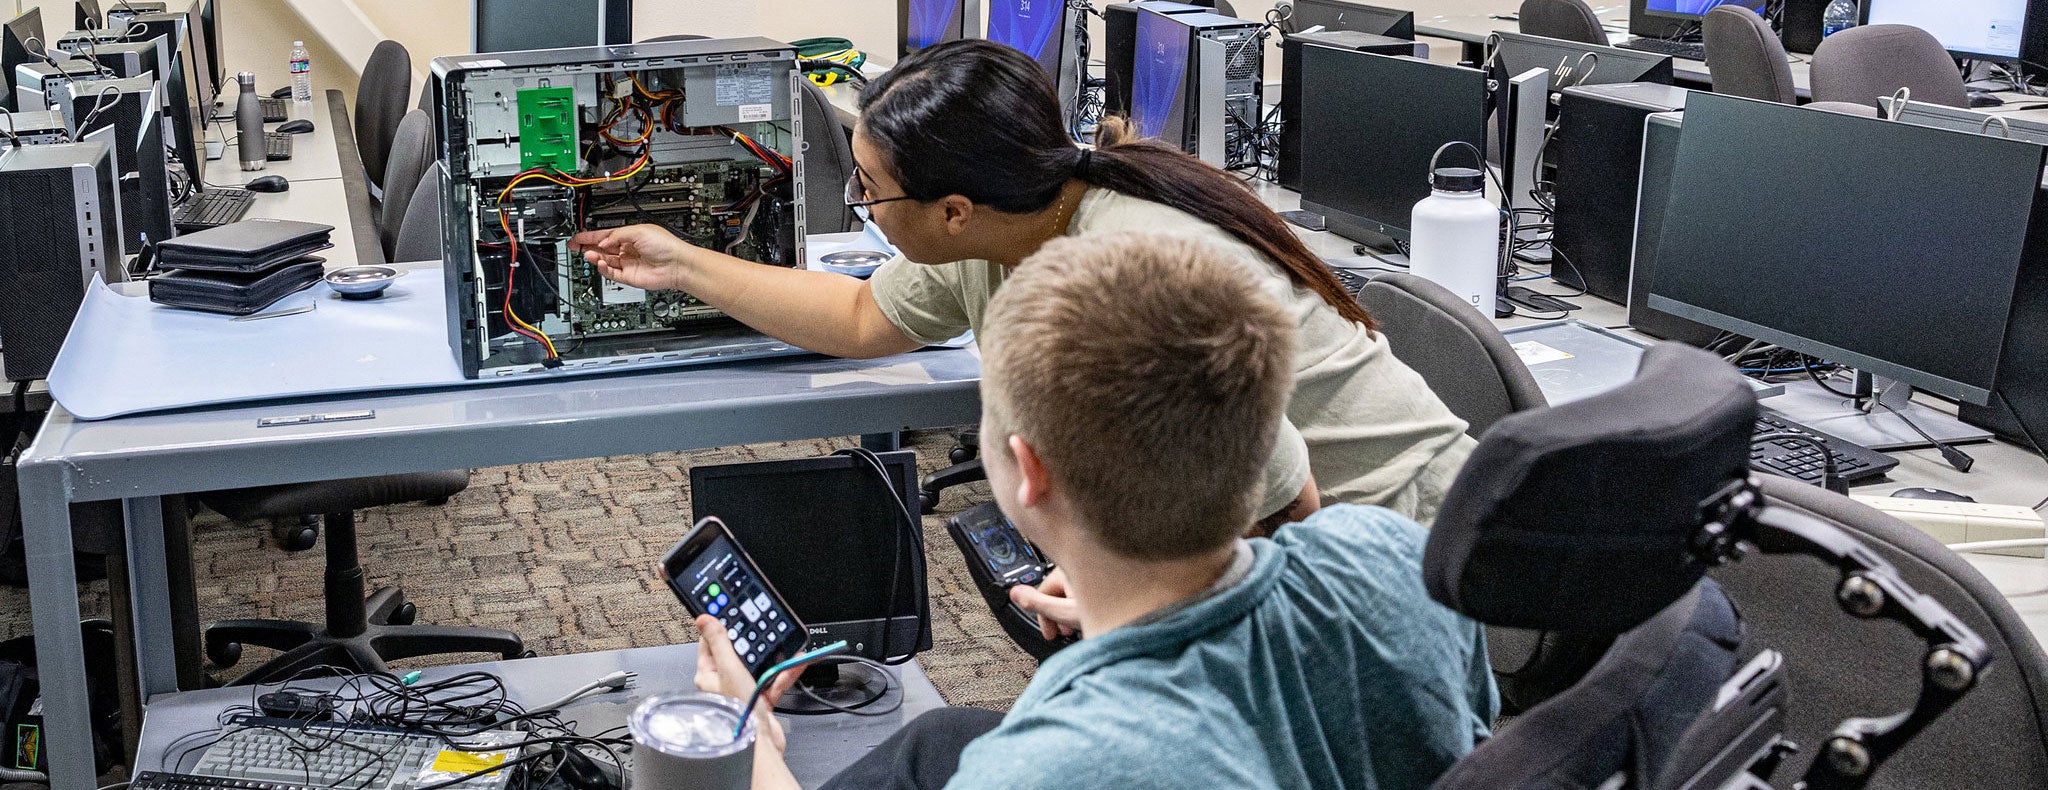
[2,9,46,112]
[900,0,977,58]
[1648,93,2047,405]
[1287,0,1414,39]
[1297,46,1489,246]
[78,0,104,31]
[1864,0,2027,61]
[1492,31,1673,91]
[1627,0,1764,39]
[472,0,631,53]
[182,0,214,109]
[164,6,205,185]
[690,451,930,667]
[198,0,219,93]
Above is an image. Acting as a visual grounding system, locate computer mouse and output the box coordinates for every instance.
[276,119,315,134]
[246,175,289,193]
[269,86,294,99]
[1889,487,1976,503]
[1968,90,2006,109]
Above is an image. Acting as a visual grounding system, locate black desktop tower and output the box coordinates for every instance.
[1959,189,2048,449]
[1552,82,1688,304]
[105,2,170,32]
[0,109,71,144]
[68,40,157,81]
[1626,110,1722,346]
[13,58,103,111]
[53,75,174,255]
[1778,0,1828,55]
[1104,2,1208,117]
[1277,30,1415,190]
[0,142,123,382]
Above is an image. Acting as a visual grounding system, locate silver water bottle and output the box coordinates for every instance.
[236,72,265,171]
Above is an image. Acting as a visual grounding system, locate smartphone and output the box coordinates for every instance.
[660,516,810,676]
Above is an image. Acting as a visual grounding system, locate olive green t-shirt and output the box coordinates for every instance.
[867,188,1475,522]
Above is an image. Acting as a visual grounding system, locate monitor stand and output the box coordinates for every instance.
[1279,210,1326,232]
[775,660,892,714]
[1761,375,1994,451]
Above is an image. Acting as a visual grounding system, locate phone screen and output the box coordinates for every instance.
[663,518,807,675]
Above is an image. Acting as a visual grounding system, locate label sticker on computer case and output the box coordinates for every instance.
[738,104,772,122]
[715,62,776,106]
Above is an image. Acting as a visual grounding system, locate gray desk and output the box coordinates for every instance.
[135,645,947,789]
[206,98,345,186]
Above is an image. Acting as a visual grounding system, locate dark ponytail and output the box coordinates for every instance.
[860,40,1375,328]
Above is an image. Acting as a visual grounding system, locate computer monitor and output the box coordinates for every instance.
[987,0,1079,122]
[471,0,631,53]
[1286,0,1414,40]
[900,0,977,58]
[1297,46,1490,246]
[1648,93,2046,406]
[689,451,930,667]
[1864,0,2027,61]
[1491,31,1674,92]
[2,9,47,111]
[77,0,104,31]
[198,0,220,93]
[1628,0,1764,38]
[164,7,206,185]
[182,1,214,109]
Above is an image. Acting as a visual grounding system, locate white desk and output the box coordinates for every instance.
[204,98,344,186]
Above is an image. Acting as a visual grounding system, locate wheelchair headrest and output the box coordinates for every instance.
[1423,343,1758,634]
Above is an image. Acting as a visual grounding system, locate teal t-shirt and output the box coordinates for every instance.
[945,504,1497,790]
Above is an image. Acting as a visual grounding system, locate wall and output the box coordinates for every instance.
[17,0,355,106]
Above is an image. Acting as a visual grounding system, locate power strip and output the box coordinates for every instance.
[1852,496,2048,558]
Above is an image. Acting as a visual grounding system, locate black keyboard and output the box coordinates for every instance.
[260,96,288,123]
[1327,265,1370,295]
[1617,37,1707,61]
[173,188,256,232]
[265,131,293,161]
[1751,411,1898,485]
[132,772,318,790]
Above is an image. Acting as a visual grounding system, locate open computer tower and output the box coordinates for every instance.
[432,39,809,379]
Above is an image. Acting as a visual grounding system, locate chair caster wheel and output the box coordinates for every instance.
[511,649,537,660]
[919,490,939,515]
[272,516,319,551]
[206,639,242,668]
[949,445,976,464]
[389,601,418,626]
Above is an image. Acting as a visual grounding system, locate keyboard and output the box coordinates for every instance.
[173,188,256,232]
[1617,37,1707,61]
[261,96,289,123]
[133,772,319,790]
[1751,411,1898,485]
[265,131,294,161]
[187,715,519,790]
[1327,265,1370,295]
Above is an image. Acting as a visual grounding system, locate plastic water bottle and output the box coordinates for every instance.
[1408,164,1500,316]
[289,41,312,103]
[1821,0,1858,38]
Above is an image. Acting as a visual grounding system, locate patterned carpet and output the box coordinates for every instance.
[0,431,1038,715]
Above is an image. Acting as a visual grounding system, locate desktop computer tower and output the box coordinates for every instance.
[1104,2,1208,117]
[1626,110,1721,346]
[1136,12,1262,166]
[60,39,157,81]
[0,141,123,382]
[53,75,174,255]
[1277,30,1416,190]
[105,2,169,31]
[0,108,71,144]
[55,30,124,53]
[14,58,103,111]
[1552,82,1689,304]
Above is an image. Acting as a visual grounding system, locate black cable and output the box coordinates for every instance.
[1874,400,1975,472]
[1754,431,1844,494]
[1803,358,1862,399]
[832,447,929,666]
[778,655,904,717]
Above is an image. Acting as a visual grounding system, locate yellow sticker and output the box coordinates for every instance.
[431,750,508,775]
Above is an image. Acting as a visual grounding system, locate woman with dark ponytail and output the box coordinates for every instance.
[573,39,1472,527]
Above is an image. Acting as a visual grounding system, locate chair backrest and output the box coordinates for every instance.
[1702,5,1796,104]
[1706,475,2048,788]
[1357,272,1546,436]
[1810,24,1971,109]
[378,110,435,259]
[393,163,445,263]
[1519,0,1607,46]
[354,40,414,192]
[799,81,858,235]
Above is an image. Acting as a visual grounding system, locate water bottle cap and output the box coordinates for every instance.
[293,41,304,47]
[1431,166,1485,193]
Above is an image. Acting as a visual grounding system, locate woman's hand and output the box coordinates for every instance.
[570,224,698,292]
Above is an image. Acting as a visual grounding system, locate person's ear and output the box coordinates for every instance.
[939,195,975,236]
[1008,433,1052,508]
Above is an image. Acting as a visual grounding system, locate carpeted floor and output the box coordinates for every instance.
[0,431,1038,718]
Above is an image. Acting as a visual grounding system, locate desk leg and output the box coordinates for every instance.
[122,496,179,699]
[162,497,204,691]
[860,433,902,453]
[18,461,96,790]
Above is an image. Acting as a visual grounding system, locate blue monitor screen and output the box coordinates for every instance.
[906,0,958,51]
[1646,0,1763,15]
[988,0,1065,78]
[1132,11,1189,140]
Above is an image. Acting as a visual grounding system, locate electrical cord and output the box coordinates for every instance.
[832,446,929,666]
[1874,400,1975,472]
[1754,431,1844,494]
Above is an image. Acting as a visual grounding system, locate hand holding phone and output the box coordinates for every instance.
[660,516,810,676]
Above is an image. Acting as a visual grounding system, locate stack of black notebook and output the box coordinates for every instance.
[150,219,334,315]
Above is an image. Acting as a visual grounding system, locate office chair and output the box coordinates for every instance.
[1519,0,1608,46]
[355,40,414,194]
[1811,25,1971,109]
[197,472,526,685]
[1357,273,1544,436]
[416,79,434,115]
[394,163,445,263]
[1423,342,2003,788]
[1703,5,1796,104]
[801,81,859,234]
[378,110,434,260]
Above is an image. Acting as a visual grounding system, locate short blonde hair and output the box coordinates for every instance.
[980,232,1296,560]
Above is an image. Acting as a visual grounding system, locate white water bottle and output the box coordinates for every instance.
[289,41,312,103]
[1408,144,1500,316]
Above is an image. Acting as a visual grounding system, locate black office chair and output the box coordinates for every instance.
[198,473,527,685]
[393,162,445,263]
[1424,343,2007,788]
[1519,0,1608,46]
[1811,25,1972,109]
[1702,5,1797,104]
[355,40,413,195]
[377,109,434,260]
[800,81,859,234]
